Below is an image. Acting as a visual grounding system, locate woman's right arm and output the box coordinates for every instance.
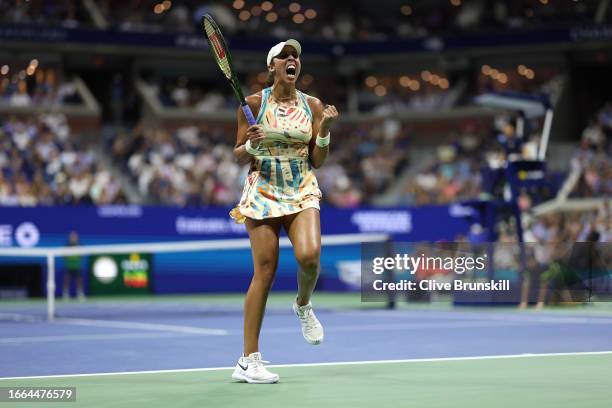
[233,94,265,165]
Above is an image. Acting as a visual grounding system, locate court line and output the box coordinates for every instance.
[54,317,229,335]
[337,310,612,324]
[1,350,611,380]
[262,320,530,334]
[0,332,189,344]
[0,310,226,334]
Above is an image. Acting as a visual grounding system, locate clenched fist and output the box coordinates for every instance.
[320,104,338,128]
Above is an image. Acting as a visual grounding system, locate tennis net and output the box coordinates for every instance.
[0,233,388,320]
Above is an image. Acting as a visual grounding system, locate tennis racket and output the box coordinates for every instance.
[201,14,256,126]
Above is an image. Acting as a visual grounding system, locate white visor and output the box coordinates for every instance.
[266,39,302,66]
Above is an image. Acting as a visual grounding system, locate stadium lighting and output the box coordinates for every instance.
[261,1,273,12]
[301,74,313,86]
[400,5,412,16]
[293,13,305,24]
[233,0,245,10]
[0,65,8,75]
[374,85,387,96]
[289,2,301,13]
[305,9,317,19]
[162,0,171,10]
[239,10,251,21]
[153,4,164,14]
[450,0,462,6]
[265,12,278,22]
[421,70,432,81]
[365,76,377,87]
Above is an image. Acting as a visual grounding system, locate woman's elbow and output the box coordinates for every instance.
[233,149,249,165]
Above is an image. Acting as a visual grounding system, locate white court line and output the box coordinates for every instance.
[0,313,44,322]
[0,313,229,335]
[337,310,612,325]
[1,350,611,380]
[0,332,188,344]
[54,317,229,335]
[262,320,529,335]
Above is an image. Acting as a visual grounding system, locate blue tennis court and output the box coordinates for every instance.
[2,293,612,378]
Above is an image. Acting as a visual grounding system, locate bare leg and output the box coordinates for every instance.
[536,278,548,309]
[243,217,281,355]
[63,273,70,299]
[283,208,321,306]
[519,277,530,309]
[76,273,85,300]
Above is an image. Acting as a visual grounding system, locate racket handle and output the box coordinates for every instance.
[241,103,257,126]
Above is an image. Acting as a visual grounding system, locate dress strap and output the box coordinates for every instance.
[256,87,271,124]
[297,90,312,121]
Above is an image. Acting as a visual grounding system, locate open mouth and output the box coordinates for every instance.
[286,64,296,78]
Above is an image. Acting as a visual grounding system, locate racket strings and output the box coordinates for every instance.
[204,20,232,80]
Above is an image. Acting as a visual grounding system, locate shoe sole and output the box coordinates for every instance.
[305,335,323,345]
[232,372,279,384]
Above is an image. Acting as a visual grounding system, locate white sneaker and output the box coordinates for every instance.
[293,301,324,345]
[231,352,279,384]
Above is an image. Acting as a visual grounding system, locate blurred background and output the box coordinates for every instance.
[0,0,609,304]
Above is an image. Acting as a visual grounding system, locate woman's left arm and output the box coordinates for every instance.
[308,97,338,169]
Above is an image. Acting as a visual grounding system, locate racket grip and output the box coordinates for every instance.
[241,103,256,126]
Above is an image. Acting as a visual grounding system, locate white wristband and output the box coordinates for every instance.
[316,131,330,148]
[245,139,260,155]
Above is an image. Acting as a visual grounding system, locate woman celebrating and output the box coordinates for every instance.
[230,39,338,384]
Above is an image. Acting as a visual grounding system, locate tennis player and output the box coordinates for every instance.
[230,39,338,384]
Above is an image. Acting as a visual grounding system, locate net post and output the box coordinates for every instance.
[46,253,56,321]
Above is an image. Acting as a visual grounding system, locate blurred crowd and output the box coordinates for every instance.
[106,117,411,207]
[109,122,244,206]
[0,114,126,206]
[317,119,410,206]
[0,67,81,108]
[6,100,607,209]
[397,96,611,207]
[0,0,92,28]
[569,103,612,198]
[398,127,484,206]
[148,75,232,112]
[1,1,606,41]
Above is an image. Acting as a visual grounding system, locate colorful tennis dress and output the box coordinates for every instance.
[230,87,322,223]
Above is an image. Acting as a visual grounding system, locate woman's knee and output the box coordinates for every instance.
[253,257,277,284]
[296,247,320,271]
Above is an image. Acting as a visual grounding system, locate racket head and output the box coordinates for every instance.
[202,14,246,102]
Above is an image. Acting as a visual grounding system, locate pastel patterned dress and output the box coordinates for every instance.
[230,87,322,223]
